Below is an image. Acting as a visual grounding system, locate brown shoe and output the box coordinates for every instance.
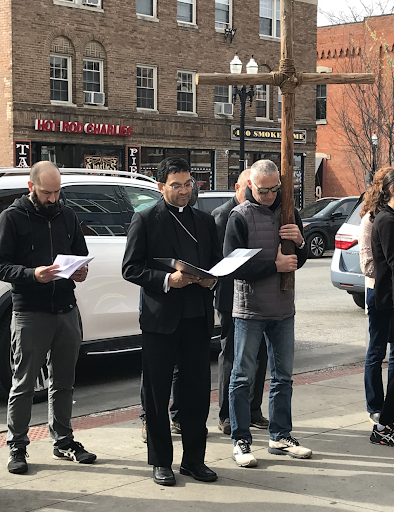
[250,416,269,429]
[218,420,231,435]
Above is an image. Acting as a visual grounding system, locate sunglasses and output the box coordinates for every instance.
[251,179,281,195]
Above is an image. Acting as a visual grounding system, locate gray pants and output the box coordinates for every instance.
[7,308,81,448]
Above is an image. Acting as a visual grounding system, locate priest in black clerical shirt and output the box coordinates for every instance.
[122,157,222,486]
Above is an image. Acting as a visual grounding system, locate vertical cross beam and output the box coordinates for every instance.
[279,0,296,290]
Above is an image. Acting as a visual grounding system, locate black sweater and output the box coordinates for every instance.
[223,188,308,281]
[371,204,394,310]
[0,195,88,313]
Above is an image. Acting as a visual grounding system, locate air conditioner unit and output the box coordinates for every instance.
[214,102,233,116]
[83,0,101,7]
[84,91,105,105]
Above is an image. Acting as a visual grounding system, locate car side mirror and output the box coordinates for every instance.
[331,211,343,218]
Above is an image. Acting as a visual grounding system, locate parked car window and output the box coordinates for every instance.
[194,196,225,214]
[122,185,161,212]
[0,188,29,213]
[332,199,357,217]
[299,198,337,219]
[62,184,126,236]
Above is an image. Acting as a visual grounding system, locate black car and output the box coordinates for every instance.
[300,196,358,258]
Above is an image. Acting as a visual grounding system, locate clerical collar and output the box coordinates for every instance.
[165,201,188,213]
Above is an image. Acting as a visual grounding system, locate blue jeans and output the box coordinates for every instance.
[365,287,394,414]
[229,316,294,443]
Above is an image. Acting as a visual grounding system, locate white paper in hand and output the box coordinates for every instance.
[53,254,94,279]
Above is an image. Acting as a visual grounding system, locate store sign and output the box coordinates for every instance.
[84,155,119,170]
[231,126,306,144]
[35,119,132,137]
[126,146,141,174]
[14,141,31,168]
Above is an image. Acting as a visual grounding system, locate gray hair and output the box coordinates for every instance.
[250,160,279,181]
[30,161,60,185]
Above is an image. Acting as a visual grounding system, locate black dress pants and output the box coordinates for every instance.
[217,311,268,423]
[142,317,211,467]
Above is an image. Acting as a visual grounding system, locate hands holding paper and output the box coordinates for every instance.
[34,255,94,283]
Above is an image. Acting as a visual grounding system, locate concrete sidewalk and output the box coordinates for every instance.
[0,367,393,512]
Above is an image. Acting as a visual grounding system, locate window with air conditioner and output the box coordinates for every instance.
[215,0,232,30]
[83,60,105,105]
[177,71,196,114]
[259,0,280,38]
[50,55,72,103]
[256,84,270,120]
[214,86,233,116]
[137,65,157,110]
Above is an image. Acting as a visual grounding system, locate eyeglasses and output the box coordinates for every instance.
[165,181,193,192]
[251,179,281,195]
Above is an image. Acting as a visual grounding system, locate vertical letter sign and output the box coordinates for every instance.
[126,145,141,175]
[15,141,31,168]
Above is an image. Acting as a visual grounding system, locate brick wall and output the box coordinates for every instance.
[317,15,394,197]
[5,0,317,202]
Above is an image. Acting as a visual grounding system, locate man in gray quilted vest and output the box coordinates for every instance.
[223,159,311,467]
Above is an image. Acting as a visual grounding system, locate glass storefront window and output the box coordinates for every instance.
[140,147,213,190]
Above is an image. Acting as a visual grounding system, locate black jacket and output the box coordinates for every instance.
[0,195,88,313]
[371,205,394,310]
[212,195,238,312]
[122,200,222,335]
[223,188,308,280]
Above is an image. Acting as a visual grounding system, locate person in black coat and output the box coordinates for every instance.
[370,168,394,446]
[122,157,222,486]
[212,169,268,435]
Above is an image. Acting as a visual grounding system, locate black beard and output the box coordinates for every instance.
[31,190,61,218]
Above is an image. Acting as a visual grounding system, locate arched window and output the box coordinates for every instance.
[50,36,75,103]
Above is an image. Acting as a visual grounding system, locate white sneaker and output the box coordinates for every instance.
[268,436,312,459]
[232,440,258,467]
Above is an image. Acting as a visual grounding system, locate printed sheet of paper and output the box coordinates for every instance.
[53,254,94,279]
[207,248,261,276]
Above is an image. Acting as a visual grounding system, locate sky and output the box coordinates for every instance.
[317,0,370,27]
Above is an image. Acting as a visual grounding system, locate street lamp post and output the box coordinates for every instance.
[371,133,378,178]
[230,54,258,174]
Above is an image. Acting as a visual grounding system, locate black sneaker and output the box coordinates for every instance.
[370,425,394,446]
[53,440,97,464]
[7,447,28,474]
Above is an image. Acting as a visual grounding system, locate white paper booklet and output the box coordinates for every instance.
[53,254,94,279]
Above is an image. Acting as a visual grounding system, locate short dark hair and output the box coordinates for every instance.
[157,157,191,184]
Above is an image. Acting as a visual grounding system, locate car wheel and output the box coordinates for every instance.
[352,293,365,309]
[307,234,326,258]
[0,308,48,403]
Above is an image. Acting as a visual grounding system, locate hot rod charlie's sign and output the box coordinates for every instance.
[35,119,132,137]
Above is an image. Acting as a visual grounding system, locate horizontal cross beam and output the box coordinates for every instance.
[196,72,375,87]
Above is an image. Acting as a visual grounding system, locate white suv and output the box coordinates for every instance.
[0,170,162,399]
[0,169,226,400]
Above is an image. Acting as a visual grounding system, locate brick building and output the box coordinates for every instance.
[316,14,394,198]
[0,0,317,206]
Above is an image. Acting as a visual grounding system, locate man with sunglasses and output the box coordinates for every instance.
[122,157,222,486]
[223,159,311,467]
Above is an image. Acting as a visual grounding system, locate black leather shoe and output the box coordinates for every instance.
[179,462,218,482]
[153,466,176,486]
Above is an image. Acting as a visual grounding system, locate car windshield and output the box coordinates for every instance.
[299,199,338,219]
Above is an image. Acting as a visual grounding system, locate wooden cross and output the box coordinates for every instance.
[196,0,375,290]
